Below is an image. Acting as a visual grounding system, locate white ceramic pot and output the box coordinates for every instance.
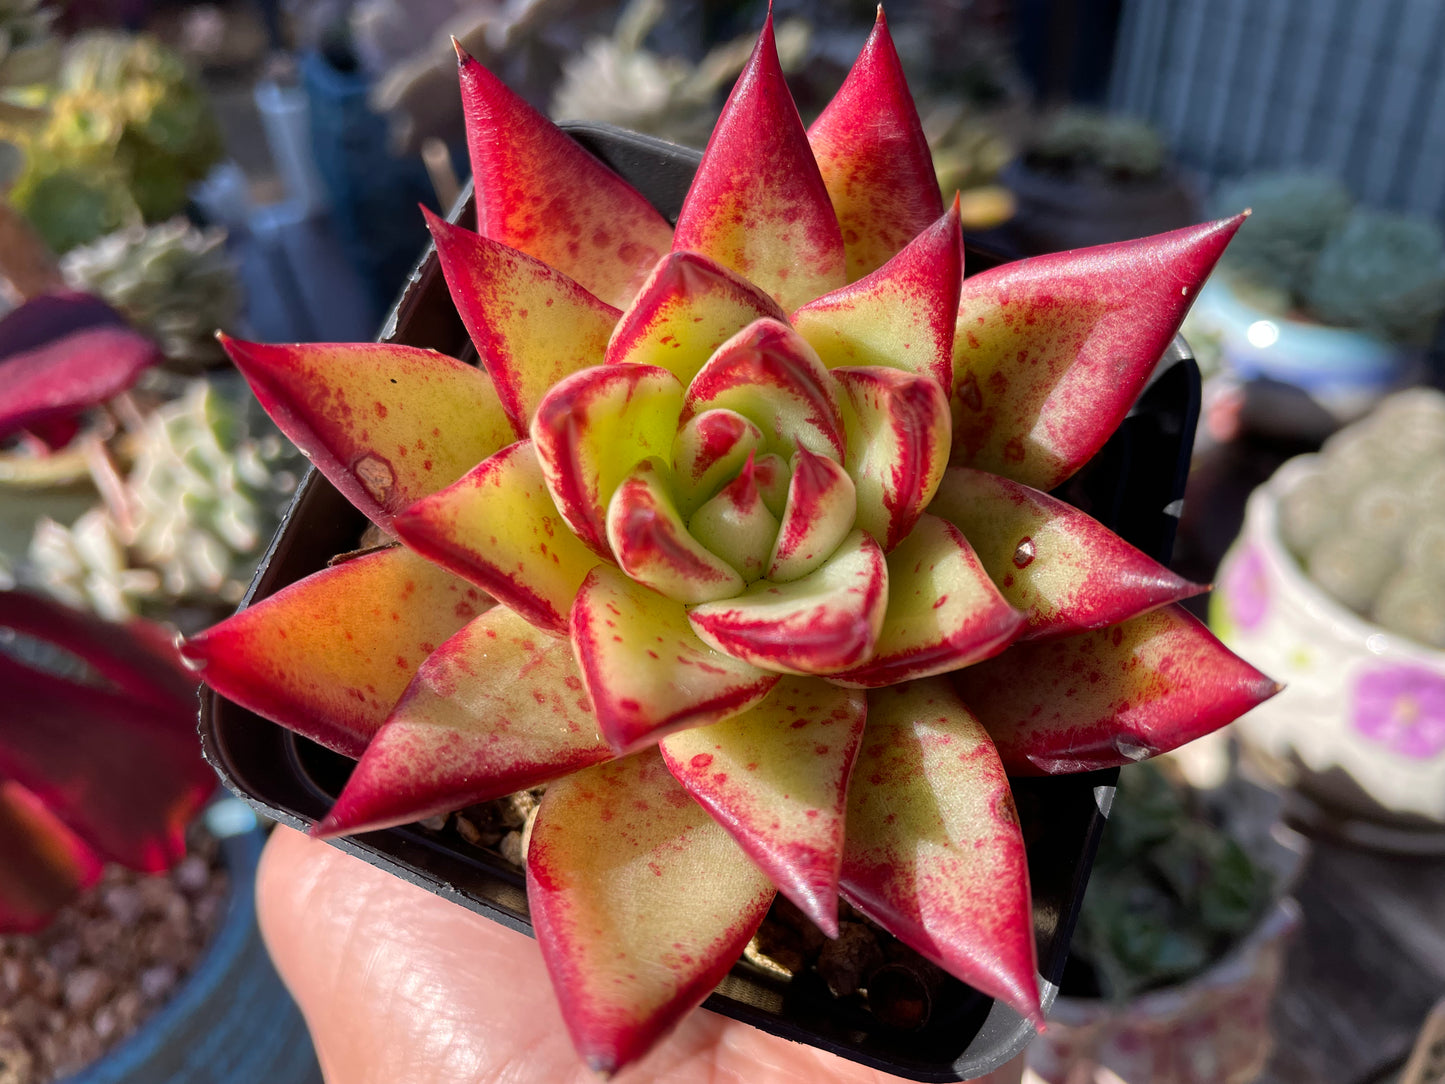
[1212,456,1445,826]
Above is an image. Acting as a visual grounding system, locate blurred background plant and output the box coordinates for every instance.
[0,30,223,254]
[1210,173,1445,346]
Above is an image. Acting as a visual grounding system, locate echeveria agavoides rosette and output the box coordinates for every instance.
[187,8,1272,1074]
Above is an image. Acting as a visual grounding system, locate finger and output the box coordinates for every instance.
[256,826,907,1084]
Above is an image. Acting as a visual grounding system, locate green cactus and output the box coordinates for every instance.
[1287,387,1445,648]
[1,32,223,252]
[1305,211,1445,345]
[60,219,242,371]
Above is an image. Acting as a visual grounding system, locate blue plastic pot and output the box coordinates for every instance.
[62,801,320,1084]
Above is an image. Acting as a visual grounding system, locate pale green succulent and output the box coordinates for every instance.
[1305,211,1445,345]
[1024,108,1169,181]
[23,380,302,627]
[61,218,242,370]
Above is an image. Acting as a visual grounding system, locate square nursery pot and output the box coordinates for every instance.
[198,123,1203,1082]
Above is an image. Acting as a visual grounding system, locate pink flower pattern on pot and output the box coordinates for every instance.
[1222,545,1270,631]
[1352,665,1445,759]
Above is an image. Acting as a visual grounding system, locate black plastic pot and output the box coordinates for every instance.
[199,123,1202,1082]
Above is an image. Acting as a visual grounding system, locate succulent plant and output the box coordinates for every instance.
[22,379,303,625]
[60,218,242,371]
[1279,387,1445,648]
[185,11,1275,1073]
[0,32,224,253]
[1022,108,1169,182]
[0,589,214,932]
[1072,761,1273,1001]
[1304,210,1445,345]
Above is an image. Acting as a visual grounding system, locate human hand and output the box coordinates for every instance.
[257,827,1026,1084]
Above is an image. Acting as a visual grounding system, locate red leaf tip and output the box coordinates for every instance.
[451,35,469,64]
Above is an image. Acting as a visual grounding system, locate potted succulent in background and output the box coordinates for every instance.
[187,9,1275,1079]
[0,590,318,1084]
[1028,762,1304,1084]
[1213,387,1445,849]
[1184,173,1445,433]
[997,107,1198,254]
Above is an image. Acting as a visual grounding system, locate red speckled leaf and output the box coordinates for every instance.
[570,565,778,754]
[606,457,744,604]
[0,782,103,934]
[828,514,1024,689]
[315,606,610,837]
[527,748,775,1076]
[682,319,846,463]
[0,325,160,442]
[929,466,1204,638]
[672,17,845,312]
[184,546,488,756]
[834,364,952,552]
[393,440,600,635]
[221,336,514,532]
[0,619,211,873]
[952,604,1281,776]
[670,408,767,517]
[531,364,684,559]
[424,207,620,436]
[841,678,1040,1024]
[605,251,786,386]
[767,447,856,583]
[806,9,943,281]
[689,529,887,676]
[659,677,866,936]
[793,200,963,393]
[457,44,673,309]
[951,215,1244,490]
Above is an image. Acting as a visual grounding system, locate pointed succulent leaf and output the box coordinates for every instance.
[423,207,620,437]
[672,17,845,311]
[606,457,745,604]
[0,325,160,442]
[828,514,1024,688]
[952,604,1281,775]
[527,749,775,1076]
[835,364,952,552]
[841,678,1041,1024]
[315,606,610,837]
[659,677,866,936]
[532,364,684,558]
[571,565,779,754]
[0,782,103,934]
[767,447,857,582]
[393,440,599,634]
[670,408,767,517]
[605,251,787,386]
[0,626,211,873]
[688,455,779,582]
[457,45,673,309]
[0,291,127,361]
[951,216,1244,489]
[929,466,1204,638]
[806,9,944,281]
[221,336,514,532]
[183,546,488,755]
[793,201,963,392]
[683,319,846,463]
[689,529,887,676]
